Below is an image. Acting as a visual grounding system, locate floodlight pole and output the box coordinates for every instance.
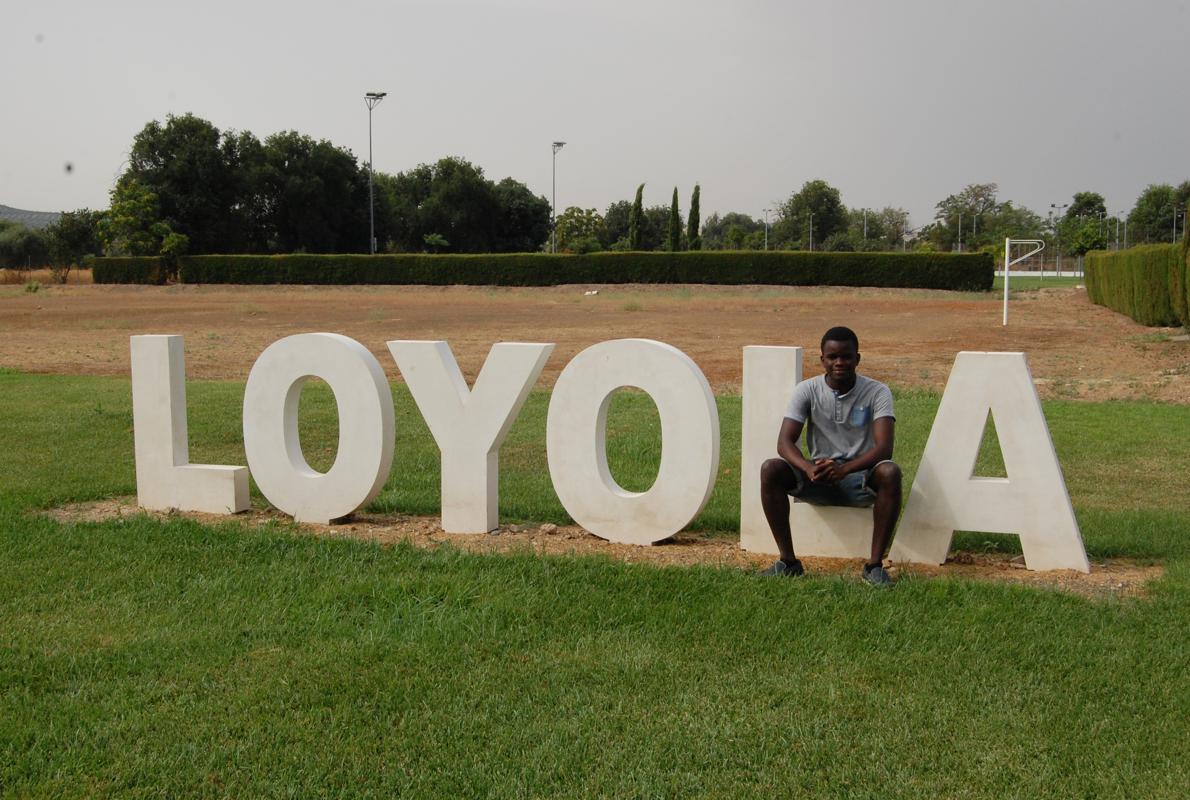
[957,211,963,252]
[763,208,771,250]
[365,92,387,254]
[551,141,565,253]
[808,212,815,251]
[1050,203,1068,276]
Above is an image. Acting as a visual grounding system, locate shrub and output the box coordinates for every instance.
[90,256,169,285]
[168,251,991,291]
[1084,245,1180,327]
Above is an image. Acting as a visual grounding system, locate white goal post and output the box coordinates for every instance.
[1002,238,1046,326]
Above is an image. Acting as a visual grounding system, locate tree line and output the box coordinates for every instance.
[2,112,1188,273]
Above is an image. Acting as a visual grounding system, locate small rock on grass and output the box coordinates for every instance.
[539,523,558,534]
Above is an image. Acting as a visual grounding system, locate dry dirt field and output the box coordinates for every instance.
[1,280,1187,401]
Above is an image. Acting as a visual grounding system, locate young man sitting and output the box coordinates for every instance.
[759,326,902,587]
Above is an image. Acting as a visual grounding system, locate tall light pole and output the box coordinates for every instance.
[365,92,387,254]
[808,212,815,252]
[763,208,771,250]
[551,141,565,253]
[1174,208,1185,243]
[1050,203,1068,274]
[956,211,963,252]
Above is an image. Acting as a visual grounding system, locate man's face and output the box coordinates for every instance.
[820,339,860,383]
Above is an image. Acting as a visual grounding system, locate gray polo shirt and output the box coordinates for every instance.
[784,374,895,461]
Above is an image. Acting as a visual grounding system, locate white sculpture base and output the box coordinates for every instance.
[743,502,874,560]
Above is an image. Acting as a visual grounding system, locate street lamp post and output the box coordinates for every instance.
[364,92,387,254]
[1050,203,1068,275]
[551,141,565,253]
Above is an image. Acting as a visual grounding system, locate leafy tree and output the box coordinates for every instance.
[1127,184,1178,244]
[876,207,910,250]
[823,232,854,251]
[259,131,373,253]
[667,188,681,251]
[701,212,763,250]
[924,184,1044,252]
[931,183,1001,251]
[491,178,551,253]
[1175,181,1190,214]
[845,207,909,251]
[1062,217,1108,258]
[554,207,606,253]
[0,221,50,268]
[774,179,847,250]
[687,185,701,250]
[1066,191,1106,221]
[44,209,103,282]
[628,184,644,250]
[602,200,632,249]
[98,180,188,258]
[642,206,670,251]
[379,157,546,254]
[422,233,449,253]
[122,113,257,253]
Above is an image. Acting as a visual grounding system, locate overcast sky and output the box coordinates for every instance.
[3,0,1188,227]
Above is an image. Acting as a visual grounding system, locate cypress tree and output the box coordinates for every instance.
[668,187,681,251]
[629,184,644,250]
[687,184,701,250]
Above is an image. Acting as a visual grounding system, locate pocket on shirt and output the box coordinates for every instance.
[849,405,870,427]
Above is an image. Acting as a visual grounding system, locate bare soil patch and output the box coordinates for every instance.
[44,499,1162,600]
[1,282,1186,401]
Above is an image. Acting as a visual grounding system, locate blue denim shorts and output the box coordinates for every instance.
[785,460,893,508]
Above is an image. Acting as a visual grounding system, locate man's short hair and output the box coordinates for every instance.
[821,326,859,352]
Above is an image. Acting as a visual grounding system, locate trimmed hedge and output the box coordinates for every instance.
[86,251,993,291]
[111,251,998,291]
[89,256,169,285]
[1085,245,1185,327]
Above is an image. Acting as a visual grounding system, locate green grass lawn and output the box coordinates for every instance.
[1,370,1187,797]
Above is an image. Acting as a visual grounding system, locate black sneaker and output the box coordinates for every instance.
[761,558,805,577]
[862,563,895,587]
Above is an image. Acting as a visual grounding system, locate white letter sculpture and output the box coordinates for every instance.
[131,335,249,514]
[890,352,1090,573]
[739,346,875,558]
[546,339,719,545]
[387,340,554,533]
[242,333,395,524]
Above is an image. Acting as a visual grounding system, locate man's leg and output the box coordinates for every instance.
[760,458,802,564]
[867,461,903,567]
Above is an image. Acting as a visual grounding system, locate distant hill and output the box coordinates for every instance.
[0,205,61,230]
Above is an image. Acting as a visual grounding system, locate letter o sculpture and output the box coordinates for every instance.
[546,339,720,545]
[243,333,395,524]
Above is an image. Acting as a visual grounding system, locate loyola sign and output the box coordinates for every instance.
[130,334,1090,573]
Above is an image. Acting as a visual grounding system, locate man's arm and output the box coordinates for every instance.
[815,417,895,483]
[776,417,817,476]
